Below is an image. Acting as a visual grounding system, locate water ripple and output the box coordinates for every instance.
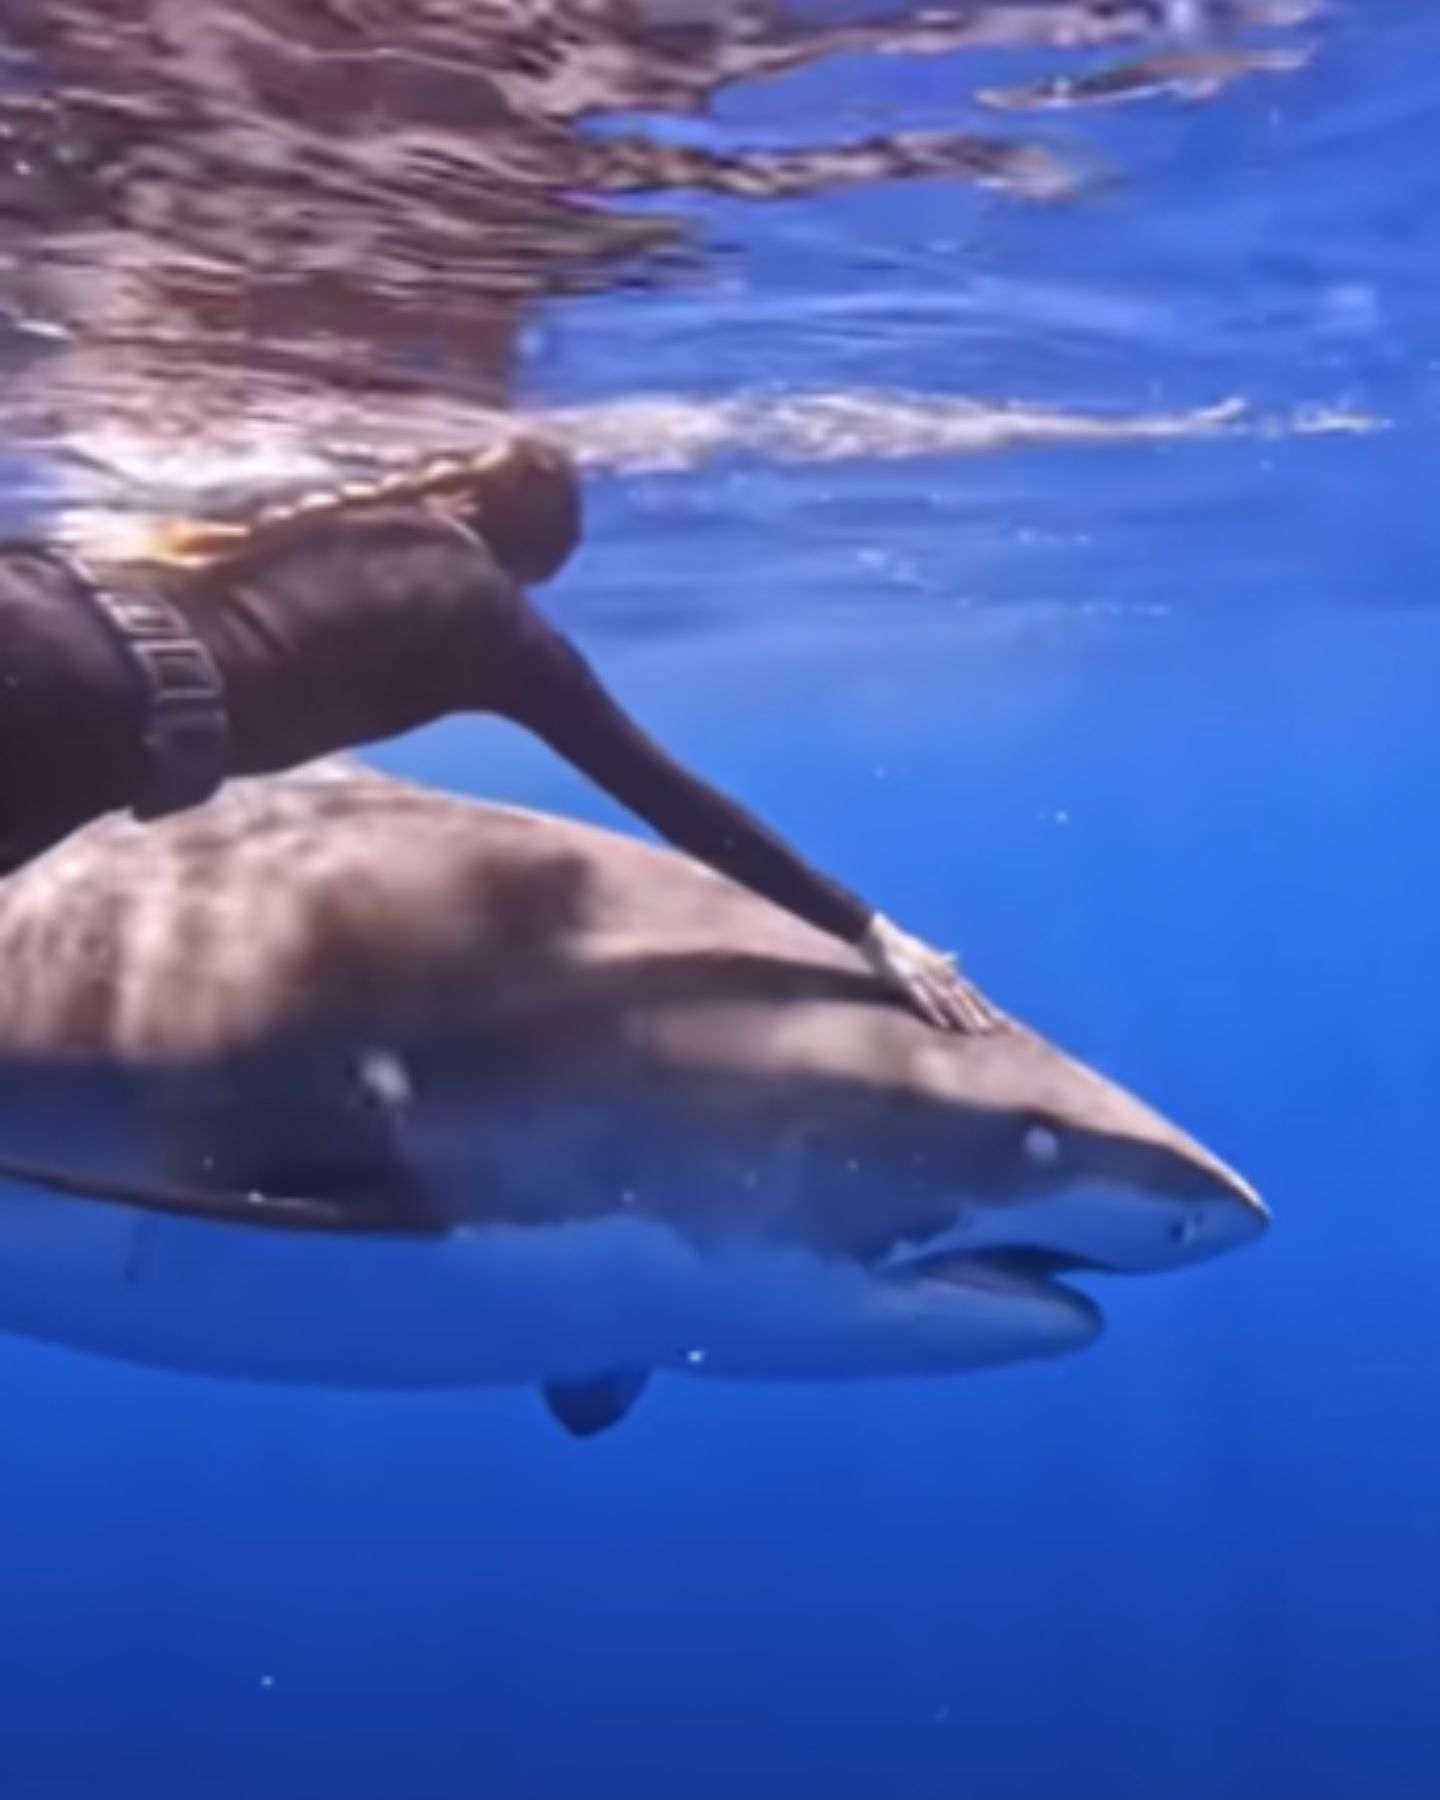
[0,0,1327,503]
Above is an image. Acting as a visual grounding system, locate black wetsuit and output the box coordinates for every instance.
[0,544,148,872]
[0,508,873,944]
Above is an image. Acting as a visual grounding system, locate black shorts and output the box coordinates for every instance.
[0,544,144,872]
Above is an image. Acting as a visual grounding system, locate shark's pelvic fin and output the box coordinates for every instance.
[541,1372,651,1438]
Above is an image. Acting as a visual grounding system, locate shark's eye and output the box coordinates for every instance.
[1022,1122,1063,1168]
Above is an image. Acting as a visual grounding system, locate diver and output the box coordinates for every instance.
[0,435,995,1032]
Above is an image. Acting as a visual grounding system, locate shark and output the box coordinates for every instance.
[0,760,1267,1436]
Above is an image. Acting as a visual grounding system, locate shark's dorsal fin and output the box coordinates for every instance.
[541,1372,651,1438]
[0,1155,444,1236]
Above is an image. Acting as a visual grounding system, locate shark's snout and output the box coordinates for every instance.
[1102,1128,1269,1274]
[1159,1155,1269,1262]
[883,1093,1268,1286]
[962,1148,1268,1280]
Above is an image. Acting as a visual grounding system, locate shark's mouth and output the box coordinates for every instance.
[900,1246,1107,1308]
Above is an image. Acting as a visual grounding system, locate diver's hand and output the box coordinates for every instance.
[858,914,999,1034]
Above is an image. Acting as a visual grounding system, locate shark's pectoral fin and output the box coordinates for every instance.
[541,1372,651,1438]
[0,1059,445,1237]
[153,1060,448,1236]
[0,1154,440,1236]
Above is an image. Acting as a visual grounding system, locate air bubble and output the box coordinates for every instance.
[1023,1126,1061,1167]
[358,1047,412,1111]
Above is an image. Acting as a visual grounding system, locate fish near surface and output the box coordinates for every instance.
[0,761,1267,1435]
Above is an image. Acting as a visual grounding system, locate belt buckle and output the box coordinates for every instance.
[128,637,231,821]
[57,550,233,824]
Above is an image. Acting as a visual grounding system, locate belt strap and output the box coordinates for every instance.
[47,546,232,822]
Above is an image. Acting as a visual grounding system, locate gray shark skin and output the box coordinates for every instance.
[0,761,1267,1435]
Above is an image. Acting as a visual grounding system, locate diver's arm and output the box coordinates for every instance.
[500,607,873,943]
[491,597,997,1031]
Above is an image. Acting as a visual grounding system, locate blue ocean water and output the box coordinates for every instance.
[3,4,1440,1796]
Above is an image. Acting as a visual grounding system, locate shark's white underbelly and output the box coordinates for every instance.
[0,1178,1094,1389]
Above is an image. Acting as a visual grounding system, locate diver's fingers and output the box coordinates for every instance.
[902,963,969,1033]
[969,984,1005,1032]
[919,970,965,1032]
[859,915,1003,1035]
[932,967,1000,1035]
[940,979,986,1033]
[902,965,1002,1035]
[951,970,995,1026]
[936,983,974,1032]
[960,987,1000,1033]
[901,970,949,1030]
[904,944,975,1030]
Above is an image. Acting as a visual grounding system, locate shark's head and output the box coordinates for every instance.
[848,1019,1269,1323]
[619,985,1268,1383]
